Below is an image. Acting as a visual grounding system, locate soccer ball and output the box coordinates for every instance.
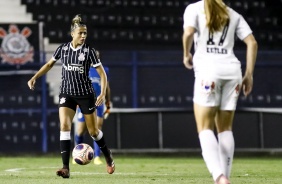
[72,143,94,165]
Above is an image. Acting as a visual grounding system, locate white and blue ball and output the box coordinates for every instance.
[72,143,94,165]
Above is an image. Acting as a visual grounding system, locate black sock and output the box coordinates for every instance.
[95,136,110,157]
[60,140,71,170]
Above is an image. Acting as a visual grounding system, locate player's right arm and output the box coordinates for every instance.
[182,3,198,70]
[28,44,62,90]
[27,58,56,90]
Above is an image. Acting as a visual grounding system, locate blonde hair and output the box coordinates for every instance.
[71,14,86,32]
[204,0,229,33]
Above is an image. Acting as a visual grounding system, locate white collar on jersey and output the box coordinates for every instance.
[70,43,84,51]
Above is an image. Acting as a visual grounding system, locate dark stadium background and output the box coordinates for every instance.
[0,0,282,153]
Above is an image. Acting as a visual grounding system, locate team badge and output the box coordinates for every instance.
[63,46,68,51]
[83,48,88,52]
[78,53,85,61]
[0,24,34,65]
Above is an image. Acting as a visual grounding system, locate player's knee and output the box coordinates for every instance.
[60,122,71,131]
[88,129,99,138]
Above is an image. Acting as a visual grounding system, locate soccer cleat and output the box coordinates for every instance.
[215,175,230,184]
[94,156,103,165]
[105,150,115,174]
[56,168,70,178]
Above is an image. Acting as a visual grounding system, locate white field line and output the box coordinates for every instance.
[3,167,175,176]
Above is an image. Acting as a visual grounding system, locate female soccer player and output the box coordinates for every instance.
[27,14,115,178]
[182,0,257,183]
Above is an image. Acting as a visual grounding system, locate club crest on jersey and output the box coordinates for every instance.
[83,48,88,52]
[78,53,85,61]
[63,46,68,51]
[0,24,34,65]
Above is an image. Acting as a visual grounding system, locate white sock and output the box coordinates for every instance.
[218,131,234,178]
[91,129,103,141]
[199,129,223,181]
[60,131,71,140]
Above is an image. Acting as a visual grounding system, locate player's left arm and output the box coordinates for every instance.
[95,65,107,106]
[103,80,112,119]
[242,34,258,96]
[105,81,111,109]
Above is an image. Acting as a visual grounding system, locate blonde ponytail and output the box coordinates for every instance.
[204,0,229,33]
[71,14,86,32]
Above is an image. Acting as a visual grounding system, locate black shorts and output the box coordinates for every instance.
[58,93,96,114]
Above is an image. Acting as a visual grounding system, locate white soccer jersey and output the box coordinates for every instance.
[183,0,252,79]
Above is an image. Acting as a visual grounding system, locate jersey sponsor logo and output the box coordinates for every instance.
[63,63,84,73]
[0,24,34,65]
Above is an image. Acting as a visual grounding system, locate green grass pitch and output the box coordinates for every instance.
[0,155,282,184]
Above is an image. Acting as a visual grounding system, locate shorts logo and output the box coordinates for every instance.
[201,80,215,95]
[59,97,66,104]
[0,24,34,65]
[235,84,240,94]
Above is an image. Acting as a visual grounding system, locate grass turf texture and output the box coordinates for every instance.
[0,155,282,184]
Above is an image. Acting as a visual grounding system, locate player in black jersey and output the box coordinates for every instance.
[27,14,115,178]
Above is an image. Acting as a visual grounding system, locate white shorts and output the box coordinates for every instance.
[193,77,242,110]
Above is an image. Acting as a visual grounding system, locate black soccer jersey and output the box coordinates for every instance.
[52,42,101,96]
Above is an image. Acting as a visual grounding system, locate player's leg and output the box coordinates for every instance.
[93,105,104,165]
[84,113,115,173]
[215,79,241,179]
[56,94,77,178]
[216,110,234,179]
[57,110,76,178]
[193,77,227,183]
[194,104,224,182]
[79,93,115,174]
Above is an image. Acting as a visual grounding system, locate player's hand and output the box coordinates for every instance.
[95,95,105,107]
[27,78,36,90]
[183,53,193,69]
[103,101,111,119]
[242,74,253,96]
